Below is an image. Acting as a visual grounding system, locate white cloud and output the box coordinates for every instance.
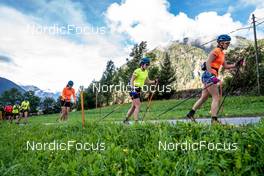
[105,0,245,49]
[250,8,264,20]
[239,0,264,8]
[228,0,264,12]
[229,0,264,22]
[227,0,264,39]
[1,0,263,93]
[0,6,128,92]
[249,8,264,39]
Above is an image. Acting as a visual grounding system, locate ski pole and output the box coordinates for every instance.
[157,82,215,117]
[217,62,242,115]
[142,81,158,121]
[98,105,122,121]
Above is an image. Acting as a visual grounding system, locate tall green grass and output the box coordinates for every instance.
[0,120,263,175]
[0,96,263,175]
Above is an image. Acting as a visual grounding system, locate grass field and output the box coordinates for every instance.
[0,96,264,175]
[85,95,264,121]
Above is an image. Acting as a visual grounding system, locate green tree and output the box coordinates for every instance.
[148,66,160,80]
[0,88,23,104]
[78,84,97,110]
[224,44,264,95]
[145,52,159,80]
[100,60,116,105]
[123,41,148,83]
[116,67,129,85]
[157,52,176,99]
[41,97,56,114]
[145,52,157,62]
[55,97,62,113]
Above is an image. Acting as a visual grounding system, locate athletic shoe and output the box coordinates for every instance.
[186,110,197,123]
[123,119,129,124]
[211,117,222,124]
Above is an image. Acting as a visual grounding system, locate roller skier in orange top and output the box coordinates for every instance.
[186,34,244,124]
[59,80,76,121]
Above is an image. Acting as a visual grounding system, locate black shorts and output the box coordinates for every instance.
[129,87,141,100]
[21,109,29,113]
[61,100,71,107]
[5,112,12,116]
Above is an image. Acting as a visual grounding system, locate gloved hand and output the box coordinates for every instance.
[235,58,244,67]
[211,77,220,84]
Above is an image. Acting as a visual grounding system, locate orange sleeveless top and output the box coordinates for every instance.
[209,48,225,76]
[61,87,76,102]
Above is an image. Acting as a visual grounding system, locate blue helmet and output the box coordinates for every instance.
[68,80,74,87]
[217,34,231,42]
[140,57,150,65]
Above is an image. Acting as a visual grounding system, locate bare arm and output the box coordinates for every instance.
[72,89,76,104]
[223,61,236,69]
[130,74,136,87]
[145,77,156,84]
[206,52,215,73]
[61,88,66,100]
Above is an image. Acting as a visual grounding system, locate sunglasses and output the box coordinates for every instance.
[144,64,150,67]
[224,42,230,45]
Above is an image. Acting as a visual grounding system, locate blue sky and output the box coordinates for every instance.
[168,0,256,23]
[0,0,262,49]
[0,0,119,26]
[0,0,260,29]
[0,0,263,91]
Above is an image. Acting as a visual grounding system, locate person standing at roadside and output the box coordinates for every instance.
[59,80,76,121]
[18,98,30,124]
